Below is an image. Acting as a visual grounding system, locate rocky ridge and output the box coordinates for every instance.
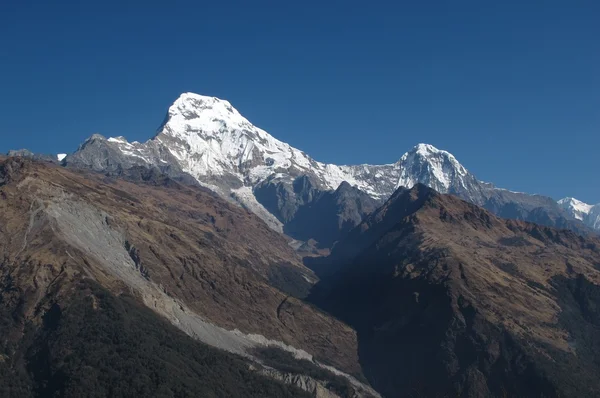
[309,183,600,397]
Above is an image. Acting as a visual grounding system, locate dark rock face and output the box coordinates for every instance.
[309,184,600,397]
[253,175,321,224]
[285,181,380,248]
[254,178,380,248]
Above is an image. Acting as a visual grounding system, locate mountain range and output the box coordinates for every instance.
[3,92,600,397]
[40,92,597,247]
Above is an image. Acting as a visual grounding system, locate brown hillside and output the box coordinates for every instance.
[0,157,363,379]
[311,184,600,397]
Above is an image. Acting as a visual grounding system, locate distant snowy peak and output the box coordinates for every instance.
[557,197,600,231]
[557,197,594,221]
[394,143,486,203]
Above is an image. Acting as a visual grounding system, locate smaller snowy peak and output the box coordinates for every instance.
[411,144,465,169]
[57,154,67,162]
[557,197,594,221]
[557,197,593,211]
[396,143,470,193]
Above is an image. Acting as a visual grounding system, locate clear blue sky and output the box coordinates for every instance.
[1,0,598,202]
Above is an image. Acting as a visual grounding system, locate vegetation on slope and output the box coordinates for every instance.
[0,280,309,398]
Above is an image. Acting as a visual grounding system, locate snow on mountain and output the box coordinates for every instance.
[153,93,399,198]
[558,197,600,231]
[396,144,466,190]
[64,93,487,226]
[83,93,479,200]
[68,93,405,198]
[57,153,67,162]
[557,197,594,221]
[395,143,487,204]
[64,92,598,235]
[588,205,600,231]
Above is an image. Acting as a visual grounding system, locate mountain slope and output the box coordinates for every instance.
[310,184,600,397]
[0,278,310,398]
[0,156,377,397]
[62,92,597,243]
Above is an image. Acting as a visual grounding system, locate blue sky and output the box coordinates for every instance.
[1,0,598,202]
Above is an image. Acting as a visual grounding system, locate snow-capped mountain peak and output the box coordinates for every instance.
[557,197,594,221]
[413,143,441,156]
[162,93,252,135]
[152,93,401,199]
[153,93,328,186]
[396,143,471,194]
